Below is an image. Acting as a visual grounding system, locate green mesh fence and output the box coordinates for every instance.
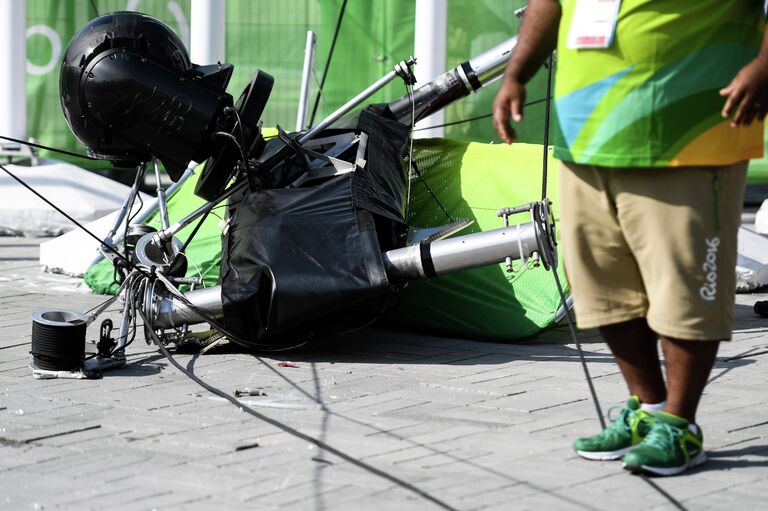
[25,0,545,166]
[23,1,768,181]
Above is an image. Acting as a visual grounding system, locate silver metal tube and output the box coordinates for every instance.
[301,57,415,142]
[116,301,132,349]
[104,162,147,243]
[158,179,246,242]
[126,164,193,232]
[296,31,316,131]
[388,36,517,122]
[153,286,223,329]
[153,159,170,230]
[383,222,538,279]
[466,36,517,87]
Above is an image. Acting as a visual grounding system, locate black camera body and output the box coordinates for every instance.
[60,11,269,183]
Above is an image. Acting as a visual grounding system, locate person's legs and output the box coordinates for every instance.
[600,318,666,405]
[561,162,660,460]
[568,163,745,473]
[661,337,720,423]
[600,321,720,423]
[574,319,665,461]
[619,336,720,475]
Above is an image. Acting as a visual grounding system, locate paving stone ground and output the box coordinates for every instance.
[1,235,767,511]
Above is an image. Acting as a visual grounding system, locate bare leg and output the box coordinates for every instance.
[661,337,720,423]
[599,318,667,404]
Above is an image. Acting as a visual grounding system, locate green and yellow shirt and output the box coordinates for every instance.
[553,0,765,167]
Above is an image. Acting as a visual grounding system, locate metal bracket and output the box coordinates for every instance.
[394,57,418,86]
[497,199,557,272]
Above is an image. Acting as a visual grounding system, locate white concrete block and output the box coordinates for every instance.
[0,159,143,236]
[754,198,768,234]
[736,226,768,292]
[39,211,122,277]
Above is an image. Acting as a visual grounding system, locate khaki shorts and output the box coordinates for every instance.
[559,161,747,341]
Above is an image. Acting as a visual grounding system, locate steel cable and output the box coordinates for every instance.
[308,0,349,128]
[138,307,458,511]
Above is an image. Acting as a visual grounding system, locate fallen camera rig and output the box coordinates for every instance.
[30,11,557,377]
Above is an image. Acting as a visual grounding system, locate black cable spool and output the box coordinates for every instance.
[30,309,88,371]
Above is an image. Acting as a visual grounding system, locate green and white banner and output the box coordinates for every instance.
[21,1,768,181]
[24,0,543,167]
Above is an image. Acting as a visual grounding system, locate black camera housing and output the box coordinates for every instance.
[60,11,272,184]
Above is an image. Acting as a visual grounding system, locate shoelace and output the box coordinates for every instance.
[641,422,680,452]
[605,405,633,434]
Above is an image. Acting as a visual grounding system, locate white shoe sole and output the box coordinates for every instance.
[624,451,707,476]
[576,446,634,461]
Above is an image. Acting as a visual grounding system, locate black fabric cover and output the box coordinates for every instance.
[220,106,410,347]
[352,106,411,223]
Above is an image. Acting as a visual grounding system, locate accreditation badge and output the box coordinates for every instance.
[566,0,621,49]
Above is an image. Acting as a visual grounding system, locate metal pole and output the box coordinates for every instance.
[413,0,446,138]
[0,0,27,141]
[190,0,226,65]
[103,162,148,246]
[465,37,517,88]
[296,31,316,131]
[300,58,415,142]
[153,159,170,231]
[153,286,224,329]
[388,36,517,123]
[383,222,539,279]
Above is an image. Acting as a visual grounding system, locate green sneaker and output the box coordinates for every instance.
[574,396,655,460]
[622,412,706,476]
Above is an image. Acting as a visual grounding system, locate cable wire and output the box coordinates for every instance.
[0,134,96,161]
[137,307,457,511]
[0,163,135,269]
[214,132,249,172]
[551,270,605,429]
[412,98,548,132]
[308,0,349,128]
[168,209,211,274]
[405,82,415,219]
[541,55,554,201]
[639,475,687,510]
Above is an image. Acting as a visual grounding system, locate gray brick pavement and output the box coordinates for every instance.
[1,237,767,510]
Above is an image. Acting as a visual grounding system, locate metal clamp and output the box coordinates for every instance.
[497,199,557,272]
[394,57,418,86]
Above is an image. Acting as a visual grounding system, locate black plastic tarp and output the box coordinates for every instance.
[220,106,410,347]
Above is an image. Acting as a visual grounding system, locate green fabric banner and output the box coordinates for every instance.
[385,140,566,340]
